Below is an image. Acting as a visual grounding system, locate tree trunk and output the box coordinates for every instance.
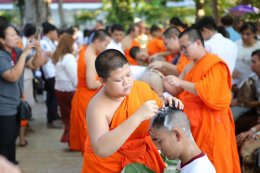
[58,0,66,28]
[211,0,219,24]
[24,0,50,27]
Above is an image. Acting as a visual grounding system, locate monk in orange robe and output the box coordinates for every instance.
[69,30,110,153]
[148,27,190,76]
[122,25,140,65]
[164,28,241,173]
[81,49,183,173]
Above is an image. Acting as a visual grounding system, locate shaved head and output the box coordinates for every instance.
[163,27,180,38]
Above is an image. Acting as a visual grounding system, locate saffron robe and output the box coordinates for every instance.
[69,45,98,153]
[177,54,190,74]
[124,40,140,65]
[81,81,166,173]
[179,53,241,173]
[147,38,171,62]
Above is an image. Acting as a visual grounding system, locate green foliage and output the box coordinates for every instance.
[75,10,99,24]
[0,11,19,24]
[121,162,155,173]
[245,0,260,21]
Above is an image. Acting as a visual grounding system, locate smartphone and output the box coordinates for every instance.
[34,27,42,39]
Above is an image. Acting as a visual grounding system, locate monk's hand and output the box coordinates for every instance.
[164,96,184,110]
[136,100,159,121]
[165,75,181,87]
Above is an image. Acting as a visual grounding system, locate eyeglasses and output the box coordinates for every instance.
[180,42,193,53]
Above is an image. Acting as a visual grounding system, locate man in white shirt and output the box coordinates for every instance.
[150,107,216,173]
[40,22,61,128]
[106,24,125,54]
[197,16,238,74]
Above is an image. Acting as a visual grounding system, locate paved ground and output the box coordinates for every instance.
[16,96,82,173]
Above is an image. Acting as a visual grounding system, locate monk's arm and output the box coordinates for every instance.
[178,80,197,95]
[85,52,102,89]
[87,100,158,158]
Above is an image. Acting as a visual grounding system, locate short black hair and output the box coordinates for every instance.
[220,15,234,26]
[252,49,260,58]
[95,49,128,79]
[150,25,161,34]
[92,29,110,42]
[127,25,138,35]
[170,17,185,28]
[23,23,36,37]
[129,46,141,59]
[240,22,257,33]
[42,21,57,34]
[179,27,204,47]
[196,16,217,31]
[217,26,230,38]
[110,24,124,33]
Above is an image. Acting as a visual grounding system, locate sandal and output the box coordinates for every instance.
[19,140,28,147]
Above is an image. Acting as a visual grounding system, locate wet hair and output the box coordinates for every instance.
[252,49,260,59]
[95,49,128,79]
[239,22,257,33]
[220,15,234,26]
[23,23,36,37]
[163,26,180,38]
[42,21,57,34]
[196,16,217,31]
[110,24,124,33]
[151,106,191,138]
[92,29,110,42]
[52,33,74,64]
[129,46,141,59]
[179,27,204,47]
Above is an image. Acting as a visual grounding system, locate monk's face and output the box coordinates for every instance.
[150,127,182,160]
[104,64,134,98]
[251,55,260,75]
[96,36,111,53]
[178,35,197,60]
[163,36,179,54]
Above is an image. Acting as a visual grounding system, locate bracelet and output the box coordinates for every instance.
[250,127,257,133]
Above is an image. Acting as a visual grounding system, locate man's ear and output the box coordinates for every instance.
[172,129,181,142]
[0,38,5,45]
[99,77,106,86]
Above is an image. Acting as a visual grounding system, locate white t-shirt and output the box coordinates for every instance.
[180,153,216,173]
[106,39,124,54]
[54,53,77,92]
[234,40,260,85]
[40,36,56,79]
[205,33,238,74]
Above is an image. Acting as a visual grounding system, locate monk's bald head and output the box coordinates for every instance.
[163,26,180,38]
[92,29,110,42]
[179,27,204,47]
[95,49,128,79]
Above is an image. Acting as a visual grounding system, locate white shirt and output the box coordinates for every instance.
[106,39,124,54]
[205,33,238,74]
[54,53,77,92]
[234,40,260,85]
[40,36,56,79]
[180,153,216,173]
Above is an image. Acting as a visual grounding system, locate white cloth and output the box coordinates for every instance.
[130,65,147,80]
[180,153,216,173]
[40,36,56,79]
[106,39,124,54]
[205,33,237,74]
[54,53,77,92]
[234,40,260,85]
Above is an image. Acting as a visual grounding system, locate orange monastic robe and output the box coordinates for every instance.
[81,81,166,173]
[124,40,140,65]
[179,53,241,173]
[177,54,190,74]
[69,45,98,153]
[147,38,172,62]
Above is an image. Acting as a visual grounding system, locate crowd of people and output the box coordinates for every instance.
[0,14,260,173]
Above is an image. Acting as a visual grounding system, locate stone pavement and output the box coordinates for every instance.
[16,96,82,173]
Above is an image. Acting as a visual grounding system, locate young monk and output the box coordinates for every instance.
[148,27,190,76]
[122,25,140,65]
[81,49,183,173]
[150,106,216,173]
[69,30,110,152]
[164,28,241,173]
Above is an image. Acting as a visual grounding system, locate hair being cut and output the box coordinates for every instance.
[95,49,129,79]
